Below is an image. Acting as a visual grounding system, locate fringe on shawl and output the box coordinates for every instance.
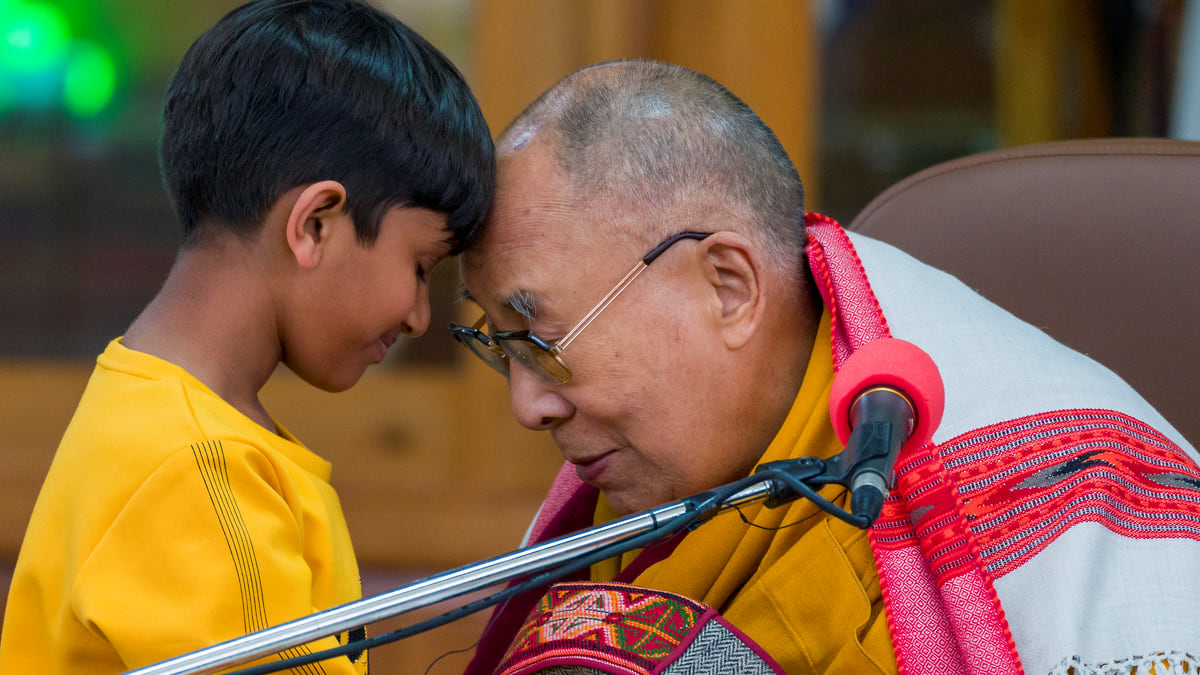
[1049,652,1197,675]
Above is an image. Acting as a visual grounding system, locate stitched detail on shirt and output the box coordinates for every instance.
[193,440,268,634]
[191,441,331,674]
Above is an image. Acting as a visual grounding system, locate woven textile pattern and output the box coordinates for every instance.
[496,583,707,675]
[804,213,891,366]
[660,622,777,675]
[875,409,1200,582]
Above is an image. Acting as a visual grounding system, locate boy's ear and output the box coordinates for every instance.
[695,231,764,350]
[285,180,348,269]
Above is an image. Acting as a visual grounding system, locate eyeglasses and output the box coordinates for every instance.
[450,231,714,384]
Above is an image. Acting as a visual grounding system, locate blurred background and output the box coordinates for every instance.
[1,0,1197,671]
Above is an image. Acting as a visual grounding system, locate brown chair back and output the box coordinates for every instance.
[847,138,1200,445]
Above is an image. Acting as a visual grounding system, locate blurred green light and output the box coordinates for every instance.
[1,1,71,73]
[0,76,14,115]
[63,41,114,117]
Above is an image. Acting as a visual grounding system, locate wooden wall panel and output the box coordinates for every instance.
[472,0,819,201]
[995,0,1113,145]
[0,364,89,559]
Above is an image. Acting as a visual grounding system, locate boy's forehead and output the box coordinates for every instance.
[381,205,452,254]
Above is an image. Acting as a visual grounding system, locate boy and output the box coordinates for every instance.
[0,1,494,673]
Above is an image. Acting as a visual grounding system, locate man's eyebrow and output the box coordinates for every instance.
[455,286,538,322]
[507,290,538,321]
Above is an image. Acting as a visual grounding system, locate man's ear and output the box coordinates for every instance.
[696,232,764,350]
[284,180,348,269]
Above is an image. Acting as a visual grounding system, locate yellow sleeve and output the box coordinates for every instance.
[72,440,366,674]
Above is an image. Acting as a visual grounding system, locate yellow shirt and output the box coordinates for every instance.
[594,311,896,673]
[0,339,368,674]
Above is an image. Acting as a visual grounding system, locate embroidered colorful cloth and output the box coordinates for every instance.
[495,582,783,675]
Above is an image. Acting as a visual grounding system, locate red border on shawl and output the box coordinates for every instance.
[804,213,1019,672]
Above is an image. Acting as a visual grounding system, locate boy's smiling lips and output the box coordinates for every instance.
[374,333,400,362]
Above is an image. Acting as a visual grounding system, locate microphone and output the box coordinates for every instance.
[828,338,945,525]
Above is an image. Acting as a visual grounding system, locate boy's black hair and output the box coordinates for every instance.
[159,0,494,253]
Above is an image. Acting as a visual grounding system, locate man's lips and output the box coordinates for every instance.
[570,449,617,484]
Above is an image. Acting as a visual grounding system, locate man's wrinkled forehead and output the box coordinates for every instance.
[460,230,573,323]
[460,138,610,324]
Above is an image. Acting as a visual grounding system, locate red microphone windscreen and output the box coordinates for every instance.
[828,338,945,451]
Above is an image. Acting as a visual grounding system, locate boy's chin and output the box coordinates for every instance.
[286,362,365,394]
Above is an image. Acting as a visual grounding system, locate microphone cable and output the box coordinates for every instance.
[756,465,870,529]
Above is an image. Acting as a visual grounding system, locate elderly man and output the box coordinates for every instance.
[453,60,1200,674]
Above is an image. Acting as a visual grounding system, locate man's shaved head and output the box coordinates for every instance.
[497,60,807,278]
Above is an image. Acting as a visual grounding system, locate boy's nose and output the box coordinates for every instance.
[401,290,432,337]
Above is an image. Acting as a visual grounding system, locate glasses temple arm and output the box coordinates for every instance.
[556,232,711,353]
[556,261,649,351]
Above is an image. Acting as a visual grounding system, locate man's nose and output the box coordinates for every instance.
[508,363,573,430]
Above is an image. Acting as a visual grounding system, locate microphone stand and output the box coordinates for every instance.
[125,457,839,675]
